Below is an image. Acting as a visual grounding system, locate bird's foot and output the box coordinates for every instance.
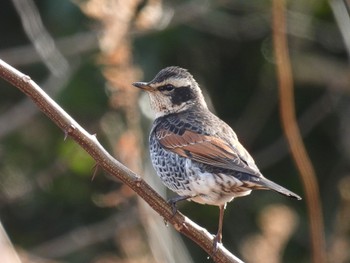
[167,195,192,217]
[212,233,222,254]
[167,198,178,216]
[167,196,184,216]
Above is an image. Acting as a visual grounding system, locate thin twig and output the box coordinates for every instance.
[0,32,97,66]
[255,93,333,169]
[33,209,138,257]
[0,59,244,263]
[0,63,77,139]
[329,0,350,59]
[272,1,327,263]
[11,0,69,76]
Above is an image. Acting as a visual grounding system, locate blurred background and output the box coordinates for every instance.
[0,0,349,262]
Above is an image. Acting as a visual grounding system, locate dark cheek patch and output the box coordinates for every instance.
[171,86,195,105]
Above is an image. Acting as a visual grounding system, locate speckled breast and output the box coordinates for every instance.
[149,132,192,194]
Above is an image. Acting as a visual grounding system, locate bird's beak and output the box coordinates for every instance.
[132,82,153,91]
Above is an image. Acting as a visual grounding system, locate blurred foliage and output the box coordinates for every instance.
[0,0,349,263]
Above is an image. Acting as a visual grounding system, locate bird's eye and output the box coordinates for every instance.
[159,84,175,92]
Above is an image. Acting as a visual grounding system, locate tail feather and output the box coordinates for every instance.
[259,177,302,200]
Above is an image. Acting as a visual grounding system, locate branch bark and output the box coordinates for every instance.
[272,1,327,263]
[0,59,244,263]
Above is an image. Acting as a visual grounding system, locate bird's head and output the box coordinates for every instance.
[133,66,207,117]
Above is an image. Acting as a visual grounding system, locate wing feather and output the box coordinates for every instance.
[156,128,259,175]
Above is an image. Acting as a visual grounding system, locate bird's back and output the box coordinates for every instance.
[151,106,261,175]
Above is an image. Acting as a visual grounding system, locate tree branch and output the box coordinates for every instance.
[0,59,244,263]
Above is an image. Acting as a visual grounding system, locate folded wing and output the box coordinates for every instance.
[156,128,260,176]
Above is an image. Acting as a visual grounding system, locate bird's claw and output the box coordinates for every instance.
[212,234,222,254]
[167,195,192,217]
[167,198,179,217]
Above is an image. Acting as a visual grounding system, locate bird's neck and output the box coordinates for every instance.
[154,99,208,119]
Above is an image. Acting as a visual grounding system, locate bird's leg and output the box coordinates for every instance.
[213,204,226,251]
[167,195,192,216]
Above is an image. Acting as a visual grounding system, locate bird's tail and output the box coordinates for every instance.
[259,176,302,200]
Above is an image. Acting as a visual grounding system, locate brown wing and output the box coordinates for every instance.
[156,128,259,175]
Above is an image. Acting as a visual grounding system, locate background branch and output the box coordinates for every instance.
[0,59,244,263]
[11,0,69,76]
[272,1,327,263]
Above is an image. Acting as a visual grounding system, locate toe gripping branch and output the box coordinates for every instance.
[167,195,192,216]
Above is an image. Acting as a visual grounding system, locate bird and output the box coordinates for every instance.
[132,66,301,248]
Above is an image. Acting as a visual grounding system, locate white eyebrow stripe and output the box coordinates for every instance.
[151,78,191,88]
